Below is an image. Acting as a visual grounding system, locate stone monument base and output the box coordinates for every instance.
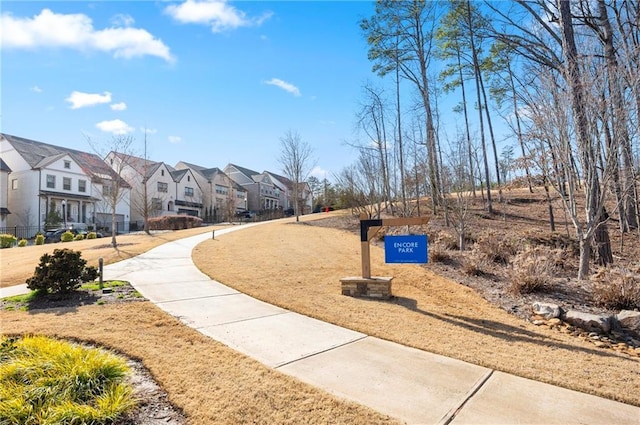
[340,276,393,299]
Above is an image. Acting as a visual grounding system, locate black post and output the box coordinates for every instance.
[98,257,104,289]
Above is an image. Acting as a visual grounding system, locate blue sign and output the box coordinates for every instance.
[385,235,428,264]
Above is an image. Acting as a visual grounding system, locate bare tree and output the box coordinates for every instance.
[279,130,315,222]
[86,135,134,247]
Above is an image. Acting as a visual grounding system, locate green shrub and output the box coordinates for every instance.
[0,335,136,424]
[35,233,45,245]
[26,248,98,295]
[74,233,85,241]
[0,234,17,248]
[592,266,640,310]
[17,239,28,247]
[60,230,75,242]
[87,231,97,239]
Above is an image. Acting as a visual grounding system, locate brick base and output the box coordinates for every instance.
[340,276,393,299]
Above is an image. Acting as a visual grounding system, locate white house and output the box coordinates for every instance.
[0,133,131,236]
[108,153,204,224]
[175,161,247,222]
[0,158,11,229]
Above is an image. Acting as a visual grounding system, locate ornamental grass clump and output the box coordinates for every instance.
[26,249,98,295]
[592,266,640,310]
[0,234,16,249]
[60,231,75,243]
[509,246,560,295]
[0,335,136,424]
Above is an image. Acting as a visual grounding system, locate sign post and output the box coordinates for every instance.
[341,214,429,299]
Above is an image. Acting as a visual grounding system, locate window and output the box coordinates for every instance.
[161,170,165,177]
[215,185,228,195]
[46,175,55,189]
[157,182,168,193]
[11,179,17,190]
[78,180,86,193]
[64,160,71,169]
[152,197,162,211]
[187,175,191,182]
[63,177,71,191]
[103,183,113,197]
[185,187,194,197]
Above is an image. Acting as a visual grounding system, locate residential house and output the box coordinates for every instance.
[264,171,313,215]
[0,158,11,228]
[107,153,204,225]
[0,133,131,236]
[170,168,203,217]
[224,164,281,213]
[175,161,247,222]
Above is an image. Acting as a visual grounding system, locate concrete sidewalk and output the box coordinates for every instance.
[4,226,640,424]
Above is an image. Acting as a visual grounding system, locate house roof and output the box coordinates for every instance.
[1,133,130,188]
[228,163,260,179]
[0,158,11,172]
[111,151,164,179]
[265,171,293,190]
[176,161,208,173]
[170,168,189,181]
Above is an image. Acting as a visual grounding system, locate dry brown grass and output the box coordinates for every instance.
[0,303,396,424]
[0,226,223,287]
[192,215,640,407]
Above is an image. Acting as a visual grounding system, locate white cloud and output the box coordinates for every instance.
[110,13,134,27]
[110,102,127,111]
[264,78,301,97]
[96,119,134,135]
[310,166,328,179]
[165,0,272,33]
[140,127,157,134]
[30,85,42,93]
[1,9,174,62]
[66,91,112,109]
[168,136,182,144]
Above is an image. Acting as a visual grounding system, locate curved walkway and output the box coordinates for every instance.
[5,225,640,424]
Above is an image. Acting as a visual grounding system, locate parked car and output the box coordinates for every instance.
[235,210,255,219]
[44,228,78,243]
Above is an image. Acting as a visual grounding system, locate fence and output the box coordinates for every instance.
[0,226,41,240]
[0,221,146,239]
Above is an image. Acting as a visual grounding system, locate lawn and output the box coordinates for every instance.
[2,213,639,423]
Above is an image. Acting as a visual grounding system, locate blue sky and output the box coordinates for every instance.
[2,1,379,179]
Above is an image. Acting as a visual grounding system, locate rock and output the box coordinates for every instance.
[614,310,640,338]
[563,310,613,334]
[532,302,562,319]
[547,318,562,325]
[532,320,545,326]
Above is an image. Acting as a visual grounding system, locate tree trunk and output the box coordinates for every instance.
[466,0,492,214]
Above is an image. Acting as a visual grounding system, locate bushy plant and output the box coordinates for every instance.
[0,234,17,248]
[0,335,136,424]
[591,266,640,310]
[17,239,27,247]
[60,230,75,242]
[509,246,559,294]
[35,233,45,245]
[476,231,519,265]
[463,251,488,276]
[87,231,98,239]
[74,233,85,241]
[26,248,98,295]
[429,243,451,263]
